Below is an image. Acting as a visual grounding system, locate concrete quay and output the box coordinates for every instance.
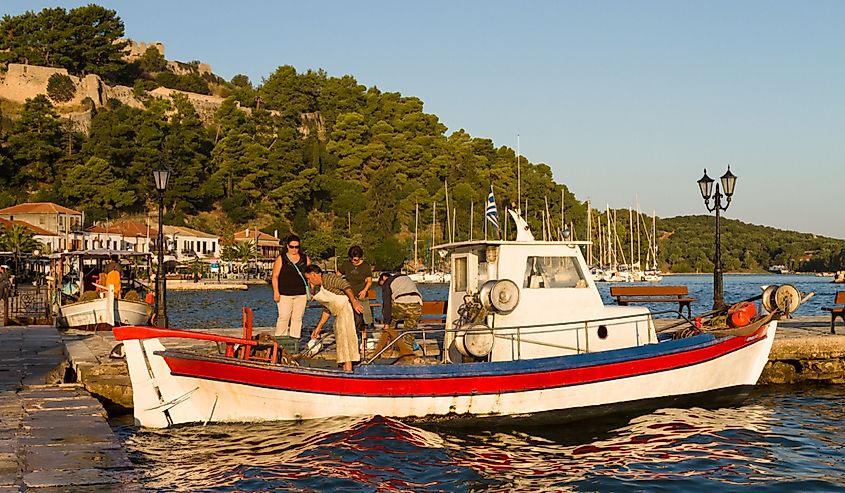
[0,326,143,492]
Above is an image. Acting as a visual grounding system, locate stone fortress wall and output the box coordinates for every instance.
[0,39,224,131]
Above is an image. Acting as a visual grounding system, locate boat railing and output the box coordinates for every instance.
[363,309,682,364]
[115,326,259,360]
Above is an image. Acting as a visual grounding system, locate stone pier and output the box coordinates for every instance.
[0,326,143,492]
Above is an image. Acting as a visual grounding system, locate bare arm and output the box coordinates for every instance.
[344,287,364,313]
[359,276,373,300]
[271,256,282,302]
[312,311,330,339]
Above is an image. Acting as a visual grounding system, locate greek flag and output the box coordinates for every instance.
[486,185,499,233]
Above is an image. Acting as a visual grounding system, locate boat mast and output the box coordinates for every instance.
[452,207,456,243]
[653,210,658,270]
[629,207,634,270]
[444,180,452,244]
[414,203,419,272]
[517,134,521,215]
[561,189,565,241]
[635,195,641,268]
[587,200,592,265]
[431,201,436,274]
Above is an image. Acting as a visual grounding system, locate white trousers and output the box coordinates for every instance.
[275,294,307,338]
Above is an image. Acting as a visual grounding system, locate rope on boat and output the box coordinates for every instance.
[204,394,219,426]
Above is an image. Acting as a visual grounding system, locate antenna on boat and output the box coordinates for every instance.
[517,134,521,214]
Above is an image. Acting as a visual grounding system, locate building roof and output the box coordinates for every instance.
[234,228,280,246]
[0,202,83,215]
[87,220,154,237]
[163,225,219,239]
[0,217,56,236]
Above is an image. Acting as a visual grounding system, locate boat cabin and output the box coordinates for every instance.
[436,213,655,364]
[50,249,152,302]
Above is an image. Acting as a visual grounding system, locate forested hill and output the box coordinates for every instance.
[0,5,843,272]
[656,216,845,273]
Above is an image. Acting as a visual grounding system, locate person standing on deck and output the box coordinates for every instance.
[373,272,422,362]
[271,235,310,340]
[337,245,374,351]
[302,265,362,371]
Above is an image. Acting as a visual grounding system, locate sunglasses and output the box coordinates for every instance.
[288,244,300,249]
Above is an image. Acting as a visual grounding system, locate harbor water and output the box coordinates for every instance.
[112,274,845,491]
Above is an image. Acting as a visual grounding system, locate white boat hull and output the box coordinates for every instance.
[58,297,149,330]
[117,321,776,428]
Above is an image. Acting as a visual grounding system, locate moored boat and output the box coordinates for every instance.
[116,210,784,428]
[52,249,152,330]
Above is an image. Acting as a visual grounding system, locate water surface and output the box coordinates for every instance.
[113,386,845,492]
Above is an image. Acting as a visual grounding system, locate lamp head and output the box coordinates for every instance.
[153,164,170,192]
[720,166,737,198]
[697,169,714,200]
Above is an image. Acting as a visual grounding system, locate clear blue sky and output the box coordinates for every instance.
[5,1,844,239]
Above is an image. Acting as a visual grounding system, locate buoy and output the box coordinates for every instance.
[727,301,756,327]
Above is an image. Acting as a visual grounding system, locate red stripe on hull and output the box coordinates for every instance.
[163,326,769,397]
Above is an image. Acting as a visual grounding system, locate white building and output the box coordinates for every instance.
[163,225,220,262]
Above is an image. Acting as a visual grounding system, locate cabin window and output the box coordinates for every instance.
[523,256,587,289]
[454,257,467,292]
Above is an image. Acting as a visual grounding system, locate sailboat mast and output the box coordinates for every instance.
[414,203,419,271]
[444,181,452,244]
[629,207,634,270]
[587,200,592,265]
[635,196,641,268]
[517,134,521,213]
[431,201,436,274]
[652,210,658,270]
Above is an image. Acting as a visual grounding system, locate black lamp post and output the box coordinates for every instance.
[697,166,737,310]
[153,164,170,327]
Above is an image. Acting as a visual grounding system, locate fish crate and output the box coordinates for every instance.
[273,336,300,354]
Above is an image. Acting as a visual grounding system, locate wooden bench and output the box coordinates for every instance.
[610,285,696,317]
[421,300,447,325]
[823,291,845,335]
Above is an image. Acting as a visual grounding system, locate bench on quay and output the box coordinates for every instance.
[609,285,696,317]
[823,291,845,335]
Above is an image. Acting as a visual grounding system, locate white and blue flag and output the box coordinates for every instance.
[486,184,499,235]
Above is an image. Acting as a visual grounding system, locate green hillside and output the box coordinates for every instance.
[1,5,844,272]
[656,216,845,273]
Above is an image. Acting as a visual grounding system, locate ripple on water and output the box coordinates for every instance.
[113,387,845,492]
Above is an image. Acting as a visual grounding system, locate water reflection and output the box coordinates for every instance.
[115,415,497,492]
[432,405,777,491]
[115,402,785,492]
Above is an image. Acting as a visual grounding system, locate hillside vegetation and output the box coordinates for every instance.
[657,216,845,273]
[1,5,843,272]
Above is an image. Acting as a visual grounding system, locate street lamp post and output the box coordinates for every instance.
[153,165,170,327]
[697,166,737,311]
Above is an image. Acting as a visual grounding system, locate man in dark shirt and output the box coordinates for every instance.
[337,245,373,347]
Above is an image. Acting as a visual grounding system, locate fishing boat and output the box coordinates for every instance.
[52,249,152,331]
[116,210,785,429]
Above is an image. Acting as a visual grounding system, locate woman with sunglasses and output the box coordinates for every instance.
[271,234,311,342]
